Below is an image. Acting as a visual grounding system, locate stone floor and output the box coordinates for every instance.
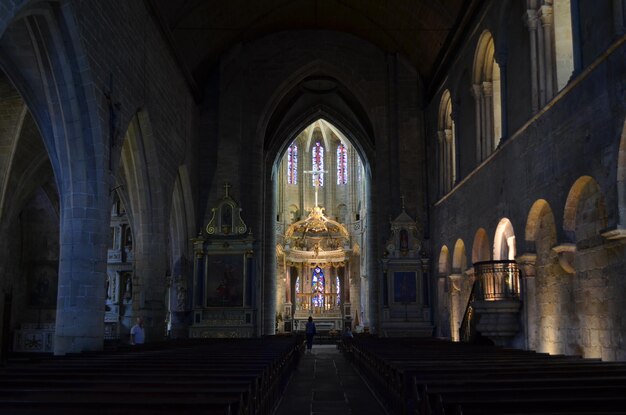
[274,344,387,415]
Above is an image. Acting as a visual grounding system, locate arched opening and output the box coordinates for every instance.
[472,31,502,162]
[525,199,573,355]
[472,228,491,263]
[274,118,368,334]
[493,218,516,260]
[472,30,502,161]
[563,176,609,359]
[438,90,456,195]
[0,69,60,355]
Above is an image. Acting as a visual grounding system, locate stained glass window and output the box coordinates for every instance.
[287,143,298,184]
[336,276,341,305]
[357,157,362,182]
[311,266,325,308]
[337,144,347,185]
[295,276,300,294]
[312,142,324,187]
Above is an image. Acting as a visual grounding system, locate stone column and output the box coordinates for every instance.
[448,273,463,342]
[516,253,537,351]
[285,264,291,304]
[526,9,540,113]
[471,84,483,162]
[54,194,109,355]
[444,128,453,190]
[495,51,508,141]
[535,8,547,107]
[540,5,555,99]
[482,81,493,154]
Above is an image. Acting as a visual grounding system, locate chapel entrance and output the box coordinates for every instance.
[274,119,368,334]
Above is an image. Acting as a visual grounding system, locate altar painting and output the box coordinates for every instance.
[393,271,417,303]
[206,254,244,307]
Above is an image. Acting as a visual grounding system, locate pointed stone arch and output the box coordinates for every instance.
[0,2,107,354]
[262,71,377,335]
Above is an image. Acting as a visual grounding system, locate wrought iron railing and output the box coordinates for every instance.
[473,260,521,301]
[459,280,477,342]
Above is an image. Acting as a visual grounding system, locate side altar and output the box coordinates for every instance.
[189,185,256,338]
[379,203,433,337]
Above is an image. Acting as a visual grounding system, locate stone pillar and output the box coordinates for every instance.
[526,9,540,113]
[517,253,537,350]
[448,273,463,342]
[437,275,449,338]
[482,81,493,154]
[535,7,547,107]
[285,264,291,304]
[495,51,508,141]
[540,5,555,99]
[54,194,109,355]
[471,84,483,162]
[444,128,453,190]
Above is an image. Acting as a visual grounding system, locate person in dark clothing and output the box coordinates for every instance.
[305,316,316,353]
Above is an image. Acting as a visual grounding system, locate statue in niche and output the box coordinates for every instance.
[175,275,187,311]
[106,274,117,302]
[123,274,132,300]
[124,227,133,250]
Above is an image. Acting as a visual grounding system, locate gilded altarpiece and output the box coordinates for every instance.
[190,186,256,338]
[380,207,433,337]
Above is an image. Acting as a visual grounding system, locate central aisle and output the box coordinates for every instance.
[274,344,387,415]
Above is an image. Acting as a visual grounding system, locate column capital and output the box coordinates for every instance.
[525,9,539,30]
[539,5,553,26]
[515,252,537,278]
[482,81,493,96]
[437,130,445,143]
[471,83,482,99]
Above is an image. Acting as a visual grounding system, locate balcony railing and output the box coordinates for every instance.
[473,260,520,301]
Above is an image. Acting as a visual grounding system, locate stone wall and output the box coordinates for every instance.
[429,1,626,359]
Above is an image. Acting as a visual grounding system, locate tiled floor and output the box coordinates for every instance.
[274,345,387,415]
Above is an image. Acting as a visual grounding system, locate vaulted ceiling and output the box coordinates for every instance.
[148,0,477,100]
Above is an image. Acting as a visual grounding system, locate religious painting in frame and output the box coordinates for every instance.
[205,253,245,307]
[393,271,417,303]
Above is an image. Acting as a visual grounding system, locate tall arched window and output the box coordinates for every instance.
[336,143,347,185]
[287,143,298,184]
[438,90,456,194]
[312,141,324,187]
[525,0,574,111]
[472,30,502,162]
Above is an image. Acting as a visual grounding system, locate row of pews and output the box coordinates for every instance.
[344,337,626,415]
[0,336,304,414]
